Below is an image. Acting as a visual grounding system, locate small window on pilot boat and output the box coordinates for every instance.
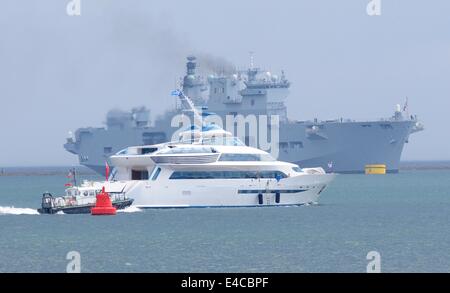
[83,191,88,196]
[89,191,95,196]
[151,167,161,181]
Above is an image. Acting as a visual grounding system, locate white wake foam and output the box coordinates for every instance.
[117,206,142,213]
[0,206,39,215]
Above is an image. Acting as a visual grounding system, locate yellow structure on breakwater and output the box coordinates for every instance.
[365,164,387,175]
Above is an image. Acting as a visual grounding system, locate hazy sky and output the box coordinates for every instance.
[0,0,449,166]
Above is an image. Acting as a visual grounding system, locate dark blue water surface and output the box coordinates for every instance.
[0,169,449,272]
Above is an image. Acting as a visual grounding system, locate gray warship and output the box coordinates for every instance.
[64,56,424,174]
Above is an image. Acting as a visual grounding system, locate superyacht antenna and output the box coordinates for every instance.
[171,89,203,127]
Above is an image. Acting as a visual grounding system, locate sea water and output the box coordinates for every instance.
[0,169,449,272]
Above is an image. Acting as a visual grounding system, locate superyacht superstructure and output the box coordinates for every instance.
[103,92,335,208]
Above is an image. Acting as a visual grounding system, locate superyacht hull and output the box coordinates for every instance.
[125,173,335,208]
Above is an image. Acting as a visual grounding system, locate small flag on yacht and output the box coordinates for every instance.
[105,162,110,181]
[171,89,181,96]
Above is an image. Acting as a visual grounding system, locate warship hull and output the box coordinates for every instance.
[279,120,415,173]
[65,119,416,174]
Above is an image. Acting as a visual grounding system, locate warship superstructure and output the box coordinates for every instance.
[64,56,424,174]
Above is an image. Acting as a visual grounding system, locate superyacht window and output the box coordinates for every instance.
[151,167,161,181]
[141,147,158,155]
[169,171,287,180]
[202,137,244,146]
[219,153,275,162]
[158,147,215,154]
[132,169,149,180]
[292,167,302,172]
[108,168,118,181]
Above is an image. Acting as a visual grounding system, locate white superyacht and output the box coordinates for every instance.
[101,92,335,208]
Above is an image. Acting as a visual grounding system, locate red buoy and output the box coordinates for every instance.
[91,187,116,216]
